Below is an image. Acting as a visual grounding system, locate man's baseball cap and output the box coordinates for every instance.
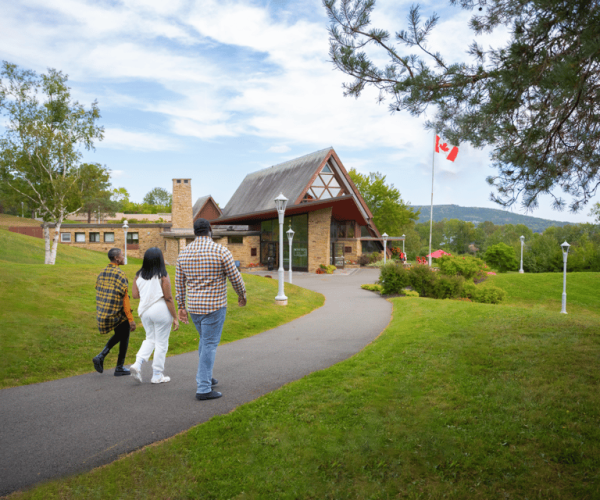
[194,218,211,235]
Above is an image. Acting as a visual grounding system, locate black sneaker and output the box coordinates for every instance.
[196,391,222,400]
[211,378,218,386]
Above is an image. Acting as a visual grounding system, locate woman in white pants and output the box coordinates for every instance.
[130,247,179,384]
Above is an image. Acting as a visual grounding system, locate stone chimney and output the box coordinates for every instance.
[171,178,193,229]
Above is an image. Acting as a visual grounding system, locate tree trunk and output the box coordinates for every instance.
[87,210,92,224]
[43,223,52,265]
[49,219,63,265]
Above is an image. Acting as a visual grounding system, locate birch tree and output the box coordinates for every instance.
[0,62,104,264]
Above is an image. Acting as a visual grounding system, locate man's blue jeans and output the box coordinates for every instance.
[190,307,227,394]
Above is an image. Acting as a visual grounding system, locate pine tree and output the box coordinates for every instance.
[324,0,600,212]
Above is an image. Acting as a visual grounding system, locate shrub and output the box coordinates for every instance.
[437,255,487,281]
[407,264,438,297]
[378,262,411,295]
[429,274,464,299]
[319,264,337,274]
[369,252,383,263]
[462,282,506,304]
[403,289,420,297]
[484,243,519,273]
[357,254,370,266]
[361,284,382,292]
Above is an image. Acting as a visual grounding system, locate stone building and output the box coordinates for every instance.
[161,148,384,272]
[51,147,385,272]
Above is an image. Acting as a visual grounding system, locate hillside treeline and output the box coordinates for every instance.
[395,220,600,273]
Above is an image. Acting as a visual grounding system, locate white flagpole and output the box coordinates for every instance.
[428,133,435,267]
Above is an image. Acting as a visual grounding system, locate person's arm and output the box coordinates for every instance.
[122,293,137,332]
[161,275,179,331]
[132,276,140,299]
[221,248,247,307]
[175,258,189,324]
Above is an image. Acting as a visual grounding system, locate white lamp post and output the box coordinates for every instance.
[560,241,570,314]
[382,233,388,264]
[402,234,405,255]
[287,225,295,285]
[519,235,525,274]
[122,219,129,265]
[274,193,288,305]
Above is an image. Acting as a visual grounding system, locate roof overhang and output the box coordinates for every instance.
[213,195,371,226]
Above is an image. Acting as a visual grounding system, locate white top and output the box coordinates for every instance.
[136,275,164,318]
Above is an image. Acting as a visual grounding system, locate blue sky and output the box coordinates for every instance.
[1,0,597,223]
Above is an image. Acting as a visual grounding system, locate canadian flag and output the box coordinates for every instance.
[435,135,459,162]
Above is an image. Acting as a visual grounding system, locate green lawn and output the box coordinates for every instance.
[0,226,122,266]
[0,230,324,388]
[8,274,600,499]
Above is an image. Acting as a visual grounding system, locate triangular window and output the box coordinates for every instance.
[321,164,332,174]
[329,187,341,197]
[328,177,340,188]
[311,187,325,198]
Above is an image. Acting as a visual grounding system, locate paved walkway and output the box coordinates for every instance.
[0,269,390,495]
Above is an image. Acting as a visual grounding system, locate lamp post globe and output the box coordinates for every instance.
[382,233,388,264]
[287,225,295,285]
[519,235,525,273]
[122,220,129,265]
[274,193,288,305]
[560,241,570,314]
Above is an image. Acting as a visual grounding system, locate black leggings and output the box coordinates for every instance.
[106,320,130,364]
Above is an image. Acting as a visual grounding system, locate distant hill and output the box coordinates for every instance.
[412,204,572,232]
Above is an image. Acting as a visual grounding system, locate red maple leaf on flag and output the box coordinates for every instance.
[435,135,459,162]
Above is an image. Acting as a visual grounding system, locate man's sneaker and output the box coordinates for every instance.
[151,373,171,384]
[130,364,143,383]
[196,390,222,400]
[212,378,218,386]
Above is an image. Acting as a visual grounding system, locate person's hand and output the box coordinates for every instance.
[178,308,189,324]
[129,321,137,332]
[172,318,180,331]
[238,296,247,307]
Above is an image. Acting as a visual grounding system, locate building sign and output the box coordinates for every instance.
[293,248,307,257]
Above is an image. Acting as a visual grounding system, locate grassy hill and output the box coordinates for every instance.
[0,229,324,388]
[0,223,123,265]
[413,204,573,232]
[0,213,45,229]
[9,272,600,499]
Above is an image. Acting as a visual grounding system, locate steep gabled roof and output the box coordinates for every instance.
[193,195,222,220]
[221,148,332,217]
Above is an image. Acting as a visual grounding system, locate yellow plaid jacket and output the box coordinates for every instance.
[96,263,129,334]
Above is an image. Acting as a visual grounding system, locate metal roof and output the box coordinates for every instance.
[221,148,332,216]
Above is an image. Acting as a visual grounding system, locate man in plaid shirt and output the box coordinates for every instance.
[176,218,247,400]
[93,248,137,376]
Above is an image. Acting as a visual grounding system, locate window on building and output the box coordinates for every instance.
[228,236,243,244]
[127,232,139,244]
[60,233,71,243]
[89,232,100,242]
[251,248,257,256]
[104,232,115,243]
[301,162,347,203]
[75,233,86,243]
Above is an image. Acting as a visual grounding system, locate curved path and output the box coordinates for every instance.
[0,269,390,495]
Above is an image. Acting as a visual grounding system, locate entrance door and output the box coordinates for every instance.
[261,242,278,270]
[331,242,345,268]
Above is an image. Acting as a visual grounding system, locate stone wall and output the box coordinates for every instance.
[218,235,261,268]
[163,238,181,266]
[308,207,332,273]
[338,238,362,264]
[58,225,169,260]
[172,179,193,229]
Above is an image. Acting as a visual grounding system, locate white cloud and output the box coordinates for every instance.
[101,128,180,151]
[268,145,291,153]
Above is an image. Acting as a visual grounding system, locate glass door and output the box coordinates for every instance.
[331,242,345,268]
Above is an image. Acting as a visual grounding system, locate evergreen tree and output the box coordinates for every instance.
[324,0,600,212]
